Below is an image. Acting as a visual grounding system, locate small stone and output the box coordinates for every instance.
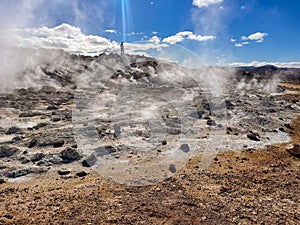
[279,127,286,132]
[28,139,37,148]
[207,119,216,126]
[162,140,167,145]
[247,133,260,141]
[76,171,88,177]
[32,122,48,130]
[19,157,30,164]
[53,140,64,148]
[47,105,59,110]
[82,154,97,167]
[169,164,176,173]
[114,125,121,139]
[58,169,70,176]
[30,153,45,163]
[0,178,5,184]
[219,186,228,194]
[51,116,61,122]
[180,144,190,153]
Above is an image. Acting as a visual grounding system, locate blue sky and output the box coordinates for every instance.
[1,0,300,66]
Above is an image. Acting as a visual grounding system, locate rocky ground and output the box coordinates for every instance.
[0,49,299,224]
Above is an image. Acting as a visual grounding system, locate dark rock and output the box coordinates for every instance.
[12,136,25,142]
[28,139,37,148]
[16,88,28,95]
[226,127,233,134]
[76,171,88,177]
[51,116,61,122]
[190,110,204,119]
[219,186,228,194]
[207,119,217,126]
[0,178,5,184]
[40,85,56,94]
[169,164,177,173]
[0,145,19,158]
[32,122,48,130]
[247,132,260,141]
[284,123,294,130]
[43,154,63,165]
[6,126,23,135]
[95,146,116,156]
[58,169,71,176]
[53,140,64,148]
[19,111,43,118]
[225,100,234,109]
[30,153,45,163]
[60,148,81,163]
[279,127,286,132]
[267,108,276,113]
[82,154,97,167]
[19,157,30,164]
[162,140,167,145]
[47,105,59,110]
[7,168,34,178]
[114,125,121,139]
[180,144,190,153]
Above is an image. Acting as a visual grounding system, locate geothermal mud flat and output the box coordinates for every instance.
[0,49,299,224]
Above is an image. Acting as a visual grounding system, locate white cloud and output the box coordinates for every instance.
[242,32,268,43]
[2,24,169,56]
[230,61,300,68]
[105,29,117,34]
[188,34,216,42]
[162,31,216,45]
[234,41,249,47]
[233,32,268,47]
[163,35,185,45]
[192,0,224,8]
[149,36,161,44]
[241,5,247,10]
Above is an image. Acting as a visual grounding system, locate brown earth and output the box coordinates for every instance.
[0,87,299,225]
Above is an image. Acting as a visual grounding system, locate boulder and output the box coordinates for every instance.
[82,154,97,167]
[95,146,116,156]
[6,126,24,135]
[0,145,19,158]
[30,153,45,163]
[60,148,81,163]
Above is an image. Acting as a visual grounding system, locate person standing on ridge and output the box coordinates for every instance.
[120,41,124,55]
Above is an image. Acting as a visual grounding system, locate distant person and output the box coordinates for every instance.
[120,41,124,55]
